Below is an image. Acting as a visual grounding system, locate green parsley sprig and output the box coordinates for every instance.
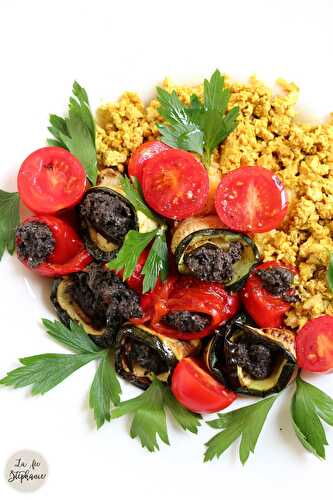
[327,253,333,294]
[291,375,333,459]
[0,319,121,429]
[157,69,239,167]
[0,190,20,261]
[111,375,201,452]
[204,395,278,464]
[108,176,168,293]
[47,81,97,185]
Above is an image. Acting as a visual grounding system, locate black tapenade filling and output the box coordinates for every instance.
[256,266,298,303]
[79,190,136,244]
[16,221,55,267]
[230,341,274,379]
[123,340,168,375]
[184,241,243,282]
[69,263,142,337]
[162,311,210,332]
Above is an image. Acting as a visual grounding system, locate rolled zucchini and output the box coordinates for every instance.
[115,324,201,389]
[204,316,296,397]
[172,216,260,289]
[78,177,157,262]
[50,263,142,348]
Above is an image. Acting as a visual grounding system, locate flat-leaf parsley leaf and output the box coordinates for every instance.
[291,375,333,459]
[111,376,201,452]
[0,319,121,429]
[108,177,169,291]
[157,69,239,167]
[0,190,20,261]
[327,253,333,294]
[48,81,97,185]
[204,395,278,464]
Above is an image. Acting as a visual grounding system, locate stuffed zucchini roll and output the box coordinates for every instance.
[78,171,157,262]
[51,263,142,347]
[172,216,260,290]
[204,314,296,397]
[115,324,200,389]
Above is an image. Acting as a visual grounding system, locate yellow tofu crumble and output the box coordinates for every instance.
[95,75,333,330]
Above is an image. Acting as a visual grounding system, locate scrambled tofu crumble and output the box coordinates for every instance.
[96,76,333,330]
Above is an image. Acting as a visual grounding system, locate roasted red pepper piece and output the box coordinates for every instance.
[131,275,239,339]
[241,260,298,328]
[16,215,92,277]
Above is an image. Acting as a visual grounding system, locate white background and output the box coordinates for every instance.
[0,1,333,499]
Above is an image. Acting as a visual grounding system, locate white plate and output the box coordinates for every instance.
[1,1,333,499]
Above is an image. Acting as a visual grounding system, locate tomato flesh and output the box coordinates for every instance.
[215,166,288,232]
[18,146,86,214]
[171,358,236,413]
[296,316,333,372]
[241,261,297,328]
[128,140,170,183]
[142,149,209,220]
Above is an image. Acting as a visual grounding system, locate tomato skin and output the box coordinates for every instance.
[131,276,239,339]
[296,316,333,373]
[18,146,87,214]
[128,140,170,183]
[215,166,288,233]
[171,358,236,413]
[241,261,297,328]
[142,149,209,220]
[16,215,92,277]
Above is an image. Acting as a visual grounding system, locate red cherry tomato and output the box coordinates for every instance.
[241,261,297,328]
[142,149,209,220]
[215,166,288,233]
[18,147,87,214]
[16,215,92,277]
[131,275,239,339]
[128,140,170,183]
[296,316,333,372]
[171,358,236,413]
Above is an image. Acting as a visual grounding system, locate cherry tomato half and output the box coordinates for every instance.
[296,316,333,372]
[128,140,170,183]
[171,358,236,413]
[142,149,209,220]
[18,146,87,214]
[241,261,298,328]
[215,166,288,233]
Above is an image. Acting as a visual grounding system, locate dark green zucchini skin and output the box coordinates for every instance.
[204,315,296,397]
[115,325,179,390]
[174,228,260,291]
[50,278,115,348]
[78,186,139,263]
